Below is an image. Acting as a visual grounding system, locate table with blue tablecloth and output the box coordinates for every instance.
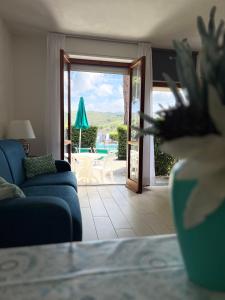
[0,235,224,299]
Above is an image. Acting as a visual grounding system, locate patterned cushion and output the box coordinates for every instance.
[24,155,57,179]
[0,177,25,200]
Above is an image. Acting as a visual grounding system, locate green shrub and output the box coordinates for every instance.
[154,137,176,176]
[109,131,118,141]
[72,126,98,150]
[117,125,127,160]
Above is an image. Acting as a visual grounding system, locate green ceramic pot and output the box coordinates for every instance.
[171,160,225,291]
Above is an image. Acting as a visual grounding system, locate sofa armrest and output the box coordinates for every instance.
[0,196,73,248]
[55,160,71,172]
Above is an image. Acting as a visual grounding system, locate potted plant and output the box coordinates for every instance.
[136,7,225,291]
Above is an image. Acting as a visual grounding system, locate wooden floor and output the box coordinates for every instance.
[79,185,175,241]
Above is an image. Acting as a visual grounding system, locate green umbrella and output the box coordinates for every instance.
[75,97,90,152]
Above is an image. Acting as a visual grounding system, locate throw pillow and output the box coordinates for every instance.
[24,154,57,178]
[0,177,25,200]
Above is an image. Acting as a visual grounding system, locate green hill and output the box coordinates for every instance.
[71,111,124,133]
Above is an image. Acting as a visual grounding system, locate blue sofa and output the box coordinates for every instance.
[0,140,82,248]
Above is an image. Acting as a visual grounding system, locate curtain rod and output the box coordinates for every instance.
[64,34,198,51]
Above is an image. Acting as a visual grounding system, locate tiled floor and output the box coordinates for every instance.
[79,185,175,241]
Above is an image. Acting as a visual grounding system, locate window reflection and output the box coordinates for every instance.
[129,63,142,182]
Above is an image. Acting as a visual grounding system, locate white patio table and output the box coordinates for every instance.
[0,234,224,299]
[72,152,107,159]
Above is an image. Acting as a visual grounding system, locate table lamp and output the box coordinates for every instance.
[7,120,36,156]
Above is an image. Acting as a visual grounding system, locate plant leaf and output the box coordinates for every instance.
[173,40,202,109]
[139,111,154,124]
[197,15,208,39]
[215,20,224,41]
[208,85,225,136]
[208,6,216,34]
[163,73,184,106]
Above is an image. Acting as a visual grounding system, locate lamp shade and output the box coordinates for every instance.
[7,120,36,139]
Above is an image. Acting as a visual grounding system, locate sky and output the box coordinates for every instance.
[152,90,176,116]
[68,71,176,115]
[71,71,124,113]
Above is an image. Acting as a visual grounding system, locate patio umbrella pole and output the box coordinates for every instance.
[79,128,81,153]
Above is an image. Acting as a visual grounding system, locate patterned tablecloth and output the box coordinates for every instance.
[0,235,224,299]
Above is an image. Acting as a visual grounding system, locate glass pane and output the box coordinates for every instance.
[131,64,141,141]
[152,86,176,117]
[64,145,69,162]
[129,63,141,182]
[130,144,139,181]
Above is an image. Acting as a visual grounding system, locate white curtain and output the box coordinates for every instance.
[46,33,65,159]
[138,43,155,186]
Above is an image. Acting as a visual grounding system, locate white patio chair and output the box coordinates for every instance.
[93,153,116,183]
[76,157,94,185]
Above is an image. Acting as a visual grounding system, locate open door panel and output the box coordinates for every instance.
[60,49,72,163]
[126,56,146,193]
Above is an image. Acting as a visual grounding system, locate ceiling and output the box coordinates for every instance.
[0,0,224,49]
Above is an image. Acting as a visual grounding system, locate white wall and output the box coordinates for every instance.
[13,35,47,155]
[0,18,14,138]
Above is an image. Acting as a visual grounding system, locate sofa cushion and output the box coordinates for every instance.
[0,140,25,186]
[0,196,73,248]
[21,171,77,191]
[24,154,57,178]
[22,185,82,241]
[0,148,13,183]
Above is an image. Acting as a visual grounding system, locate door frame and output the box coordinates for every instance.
[60,56,130,162]
[60,54,146,192]
[126,56,146,193]
[60,49,72,162]
[69,58,131,68]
